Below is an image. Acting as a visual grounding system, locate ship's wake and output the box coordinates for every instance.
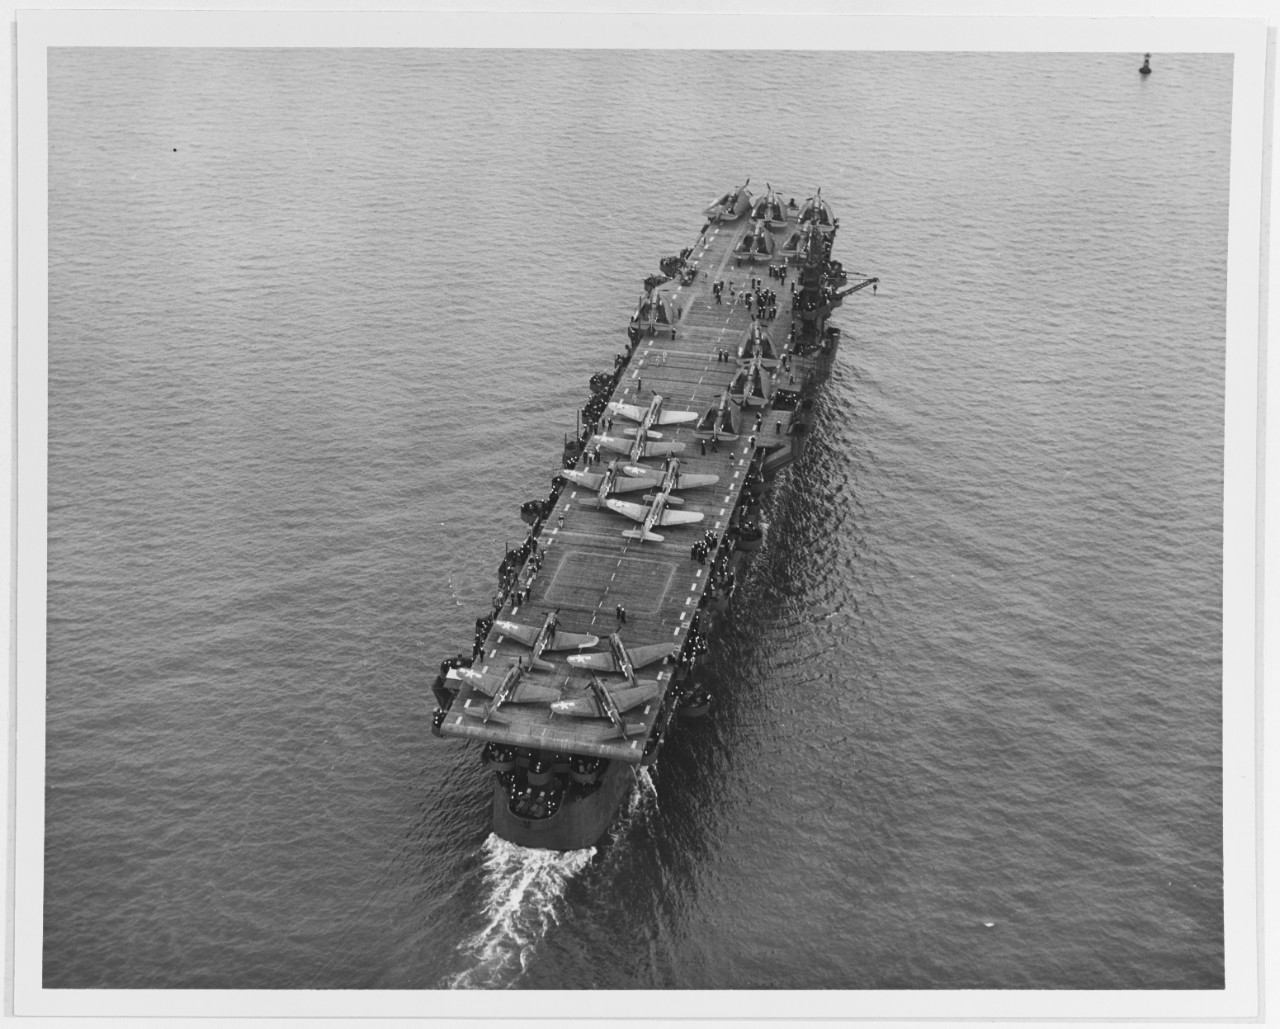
[447,835,595,989]
[631,765,658,816]
[604,765,658,845]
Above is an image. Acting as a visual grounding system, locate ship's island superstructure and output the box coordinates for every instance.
[431,181,876,850]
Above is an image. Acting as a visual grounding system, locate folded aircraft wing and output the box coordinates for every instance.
[655,409,698,426]
[640,440,686,458]
[673,471,720,490]
[604,499,648,523]
[561,469,605,489]
[565,651,621,672]
[546,628,601,652]
[622,642,675,669]
[549,691,605,718]
[507,680,563,704]
[595,435,631,456]
[611,474,660,493]
[493,620,542,648]
[607,680,662,712]
[455,667,511,698]
[658,509,704,527]
[606,401,648,422]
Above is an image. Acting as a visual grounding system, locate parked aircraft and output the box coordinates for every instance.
[728,354,774,408]
[604,477,704,543]
[694,393,740,441]
[735,218,775,263]
[593,426,686,465]
[557,633,674,737]
[455,659,562,724]
[567,632,674,684]
[650,456,719,495]
[561,459,658,507]
[738,321,780,367]
[492,608,600,672]
[549,675,659,739]
[704,178,752,222]
[749,182,786,227]
[606,394,698,431]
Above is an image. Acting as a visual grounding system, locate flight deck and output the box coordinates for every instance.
[435,186,865,762]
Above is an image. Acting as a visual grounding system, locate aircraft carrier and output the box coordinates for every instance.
[431,181,877,851]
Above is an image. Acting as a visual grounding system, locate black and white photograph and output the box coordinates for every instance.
[8,6,1271,1021]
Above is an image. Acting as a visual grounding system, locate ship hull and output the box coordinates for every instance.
[491,759,634,851]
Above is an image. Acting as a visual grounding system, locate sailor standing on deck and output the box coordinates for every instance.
[616,604,626,626]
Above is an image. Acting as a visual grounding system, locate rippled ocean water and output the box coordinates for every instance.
[43,48,1228,992]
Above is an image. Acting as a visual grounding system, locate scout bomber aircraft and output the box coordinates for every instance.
[591,424,685,465]
[605,393,699,432]
[561,458,660,508]
[604,467,705,542]
[592,393,695,464]
[564,455,719,508]
[492,608,600,672]
[552,633,675,737]
[455,658,561,724]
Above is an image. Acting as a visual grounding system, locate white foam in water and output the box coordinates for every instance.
[601,765,659,849]
[633,765,658,814]
[449,835,595,989]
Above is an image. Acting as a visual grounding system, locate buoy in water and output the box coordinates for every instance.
[1140,53,1152,75]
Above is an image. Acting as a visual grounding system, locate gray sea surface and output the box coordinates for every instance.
[44,48,1227,990]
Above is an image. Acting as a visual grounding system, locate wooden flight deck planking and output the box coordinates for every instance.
[441,206,818,762]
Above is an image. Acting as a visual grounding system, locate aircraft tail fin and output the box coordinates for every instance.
[622,528,663,543]
[528,657,555,674]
